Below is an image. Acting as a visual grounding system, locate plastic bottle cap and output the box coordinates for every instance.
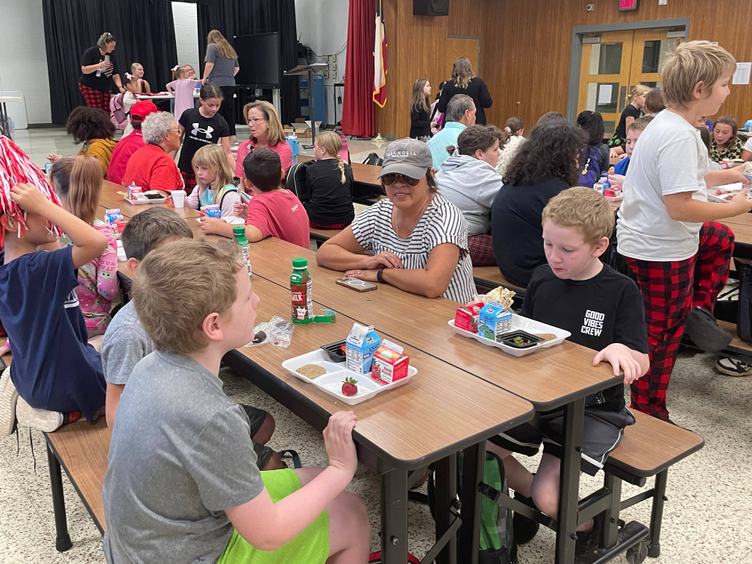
[292,257,308,268]
[232,225,246,236]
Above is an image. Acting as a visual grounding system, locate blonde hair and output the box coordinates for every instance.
[131,62,143,73]
[661,40,736,109]
[628,84,650,104]
[206,29,238,60]
[192,144,236,200]
[243,101,286,146]
[134,239,241,354]
[452,57,474,89]
[541,187,614,244]
[49,156,102,225]
[410,79,430,113]
[172,65,189,80]
[96,32,115,50]
[315,131,347,184]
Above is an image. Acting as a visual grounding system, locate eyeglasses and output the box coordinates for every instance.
[247,118,267,125]
[382,173,421,186]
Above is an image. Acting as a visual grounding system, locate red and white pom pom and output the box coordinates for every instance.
[0,135,61,246]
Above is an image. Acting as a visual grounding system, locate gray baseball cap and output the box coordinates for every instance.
[379,138,433,179]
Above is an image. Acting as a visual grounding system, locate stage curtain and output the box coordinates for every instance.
[342,0,375,137]
[42,0,178,125]
[196,0,299,125]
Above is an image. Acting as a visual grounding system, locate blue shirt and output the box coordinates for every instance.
[0,247,105,419]
[613,156,630,176]
[427,122,466,171]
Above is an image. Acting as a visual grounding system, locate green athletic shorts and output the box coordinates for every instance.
[218,469,330,564]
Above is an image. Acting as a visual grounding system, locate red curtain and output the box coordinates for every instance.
[342,0,376,137]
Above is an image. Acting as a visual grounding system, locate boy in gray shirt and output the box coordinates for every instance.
[104,239,369,562]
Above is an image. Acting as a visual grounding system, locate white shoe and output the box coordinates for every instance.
[16,397,63,433]
[0,368,18,435]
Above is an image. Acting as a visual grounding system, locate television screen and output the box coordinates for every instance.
[234,33,281,87]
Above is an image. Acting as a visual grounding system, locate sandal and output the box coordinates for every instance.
[715,357,752,377]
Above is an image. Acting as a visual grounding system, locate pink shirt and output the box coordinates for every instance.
[235,139,293,179]
[246,190,310,248]
[166,78,202,121]
[76,223,121,337]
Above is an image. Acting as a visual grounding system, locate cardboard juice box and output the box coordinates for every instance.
[345,323,382,374]
[477,303,513,342]
[371,340,410,384]
[454,300,484,332]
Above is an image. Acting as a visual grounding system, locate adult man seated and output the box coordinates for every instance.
[106,100,158,184]
[427,94,476,171]
[122,111,184,191]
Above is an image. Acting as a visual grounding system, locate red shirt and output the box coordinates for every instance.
[121,144,184,191]
[106,130,145,184]
[246,190,310,248]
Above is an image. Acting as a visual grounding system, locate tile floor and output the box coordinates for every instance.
[1,127,751,563]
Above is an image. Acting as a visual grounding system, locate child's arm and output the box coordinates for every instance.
[593,343,649,385]
[10,184,107,268]
[226,411,357,550]
[185,186,202,210]
[200,216,264,241]
[663,189,752,222]
[704,164,749,188]
[166,80,176,93]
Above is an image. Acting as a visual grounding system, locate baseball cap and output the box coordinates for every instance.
[130,100,158,123]
[379,138,433,180]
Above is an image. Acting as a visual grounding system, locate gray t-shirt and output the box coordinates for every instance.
[206,43,238,87]
[101,300,152,385]
[103,352,264,563]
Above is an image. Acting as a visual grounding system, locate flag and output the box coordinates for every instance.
[372,0,388,108]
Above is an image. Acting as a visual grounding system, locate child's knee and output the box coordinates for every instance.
[336,491,369,534]
[531,476,560,517]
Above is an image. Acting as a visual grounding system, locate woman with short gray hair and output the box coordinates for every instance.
[122,112,184,191]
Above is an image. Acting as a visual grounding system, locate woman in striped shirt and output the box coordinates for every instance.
[317,138,475,303]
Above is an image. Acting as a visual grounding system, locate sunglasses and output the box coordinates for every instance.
[382,173,421,186]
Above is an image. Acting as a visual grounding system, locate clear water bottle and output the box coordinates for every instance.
[232,226,252,278]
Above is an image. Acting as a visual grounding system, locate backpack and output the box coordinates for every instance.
[110,93,128,130]
[363,152,383,166]
[285,160,314,198]
[577,144,607,188]
[420,451,517,564]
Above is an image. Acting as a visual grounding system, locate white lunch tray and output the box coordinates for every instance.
[121,190,168,205]
[281,349,417,405]
[448,313,571,357]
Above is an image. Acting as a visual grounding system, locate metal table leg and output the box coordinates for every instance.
[555,397,585,564]
[381,469,409,564]
[433,455,458,564]
[458,442,485,564]
[0,102,11,140]
[46,443,72,552]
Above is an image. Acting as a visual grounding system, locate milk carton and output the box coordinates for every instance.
[477,303,513,342]
[454,299,484,332]
[345,323,382,373]
[371,340,410,384]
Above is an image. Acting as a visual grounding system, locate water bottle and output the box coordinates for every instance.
[232,226,252,278]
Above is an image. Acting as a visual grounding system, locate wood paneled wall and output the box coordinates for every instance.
[480,0,752,130]
[375,0,752,137]
[376,0,482,138]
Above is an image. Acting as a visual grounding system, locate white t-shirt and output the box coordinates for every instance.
[617,109,709,261]
[744,136,752,152]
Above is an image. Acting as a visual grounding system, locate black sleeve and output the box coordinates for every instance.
[519,267,543,317]
[599,143,610,172]
[178,109,191,130]
[80,47,97,67]
[345,164,355,197]
[216,115,230,138]
[475,78,493,108]
[436,84,452,114]
[612,278,649,354]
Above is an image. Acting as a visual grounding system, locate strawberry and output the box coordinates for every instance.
[341,376,358,397]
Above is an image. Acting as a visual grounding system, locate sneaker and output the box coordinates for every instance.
[0,368,18,436]
[512,492,540,545]
[16,398,63,433]
[715,356,752,377]
[684,306,731,353]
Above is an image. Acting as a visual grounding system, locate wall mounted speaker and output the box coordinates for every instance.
[413,0,449,16]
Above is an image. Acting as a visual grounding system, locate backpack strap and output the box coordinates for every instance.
[217,184,238,210]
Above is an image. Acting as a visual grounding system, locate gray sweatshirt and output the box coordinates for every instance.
[436,155,503,236]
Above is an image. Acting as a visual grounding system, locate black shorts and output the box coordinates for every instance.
[242,404,274,469]
[491,407,634,476]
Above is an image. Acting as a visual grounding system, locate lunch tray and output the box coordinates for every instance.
[448,313,570,357]
[281,349,417,405]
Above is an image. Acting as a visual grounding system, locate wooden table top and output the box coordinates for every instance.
[298,155,382,187]
[98,180,201,220]
[248,238,621,410]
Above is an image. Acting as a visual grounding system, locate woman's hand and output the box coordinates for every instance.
[344,269,378,282]
[362,251,403,270]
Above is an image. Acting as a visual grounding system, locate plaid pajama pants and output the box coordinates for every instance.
[78,82,111,113]
[625,221,734,420]
[468,233,496,266]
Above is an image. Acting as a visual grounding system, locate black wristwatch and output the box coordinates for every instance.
[376,267,385,283]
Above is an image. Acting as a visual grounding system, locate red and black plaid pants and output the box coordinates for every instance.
[626,221,734,420]
[78,82,111,113]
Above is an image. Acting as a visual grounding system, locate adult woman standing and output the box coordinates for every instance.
[317,138,476,303]
[235,101,292,179]
[78,32,124,113]
[437,58,492,125]
[201,30,239,138]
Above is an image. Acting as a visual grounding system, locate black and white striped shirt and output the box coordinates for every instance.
[351,194,476,303]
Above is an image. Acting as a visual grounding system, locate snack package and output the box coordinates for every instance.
[478,303,513,342]
[127,182,142,201]
[345,323,382,374]
[371,340,410,384]
[454,299,484,332]
[203,204,221,218]
[484,286,516,309]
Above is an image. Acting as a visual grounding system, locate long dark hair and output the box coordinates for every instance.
[503,120,584,186]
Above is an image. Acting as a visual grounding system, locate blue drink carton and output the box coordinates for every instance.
[345,323,382,374]
[477,303,513,342]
